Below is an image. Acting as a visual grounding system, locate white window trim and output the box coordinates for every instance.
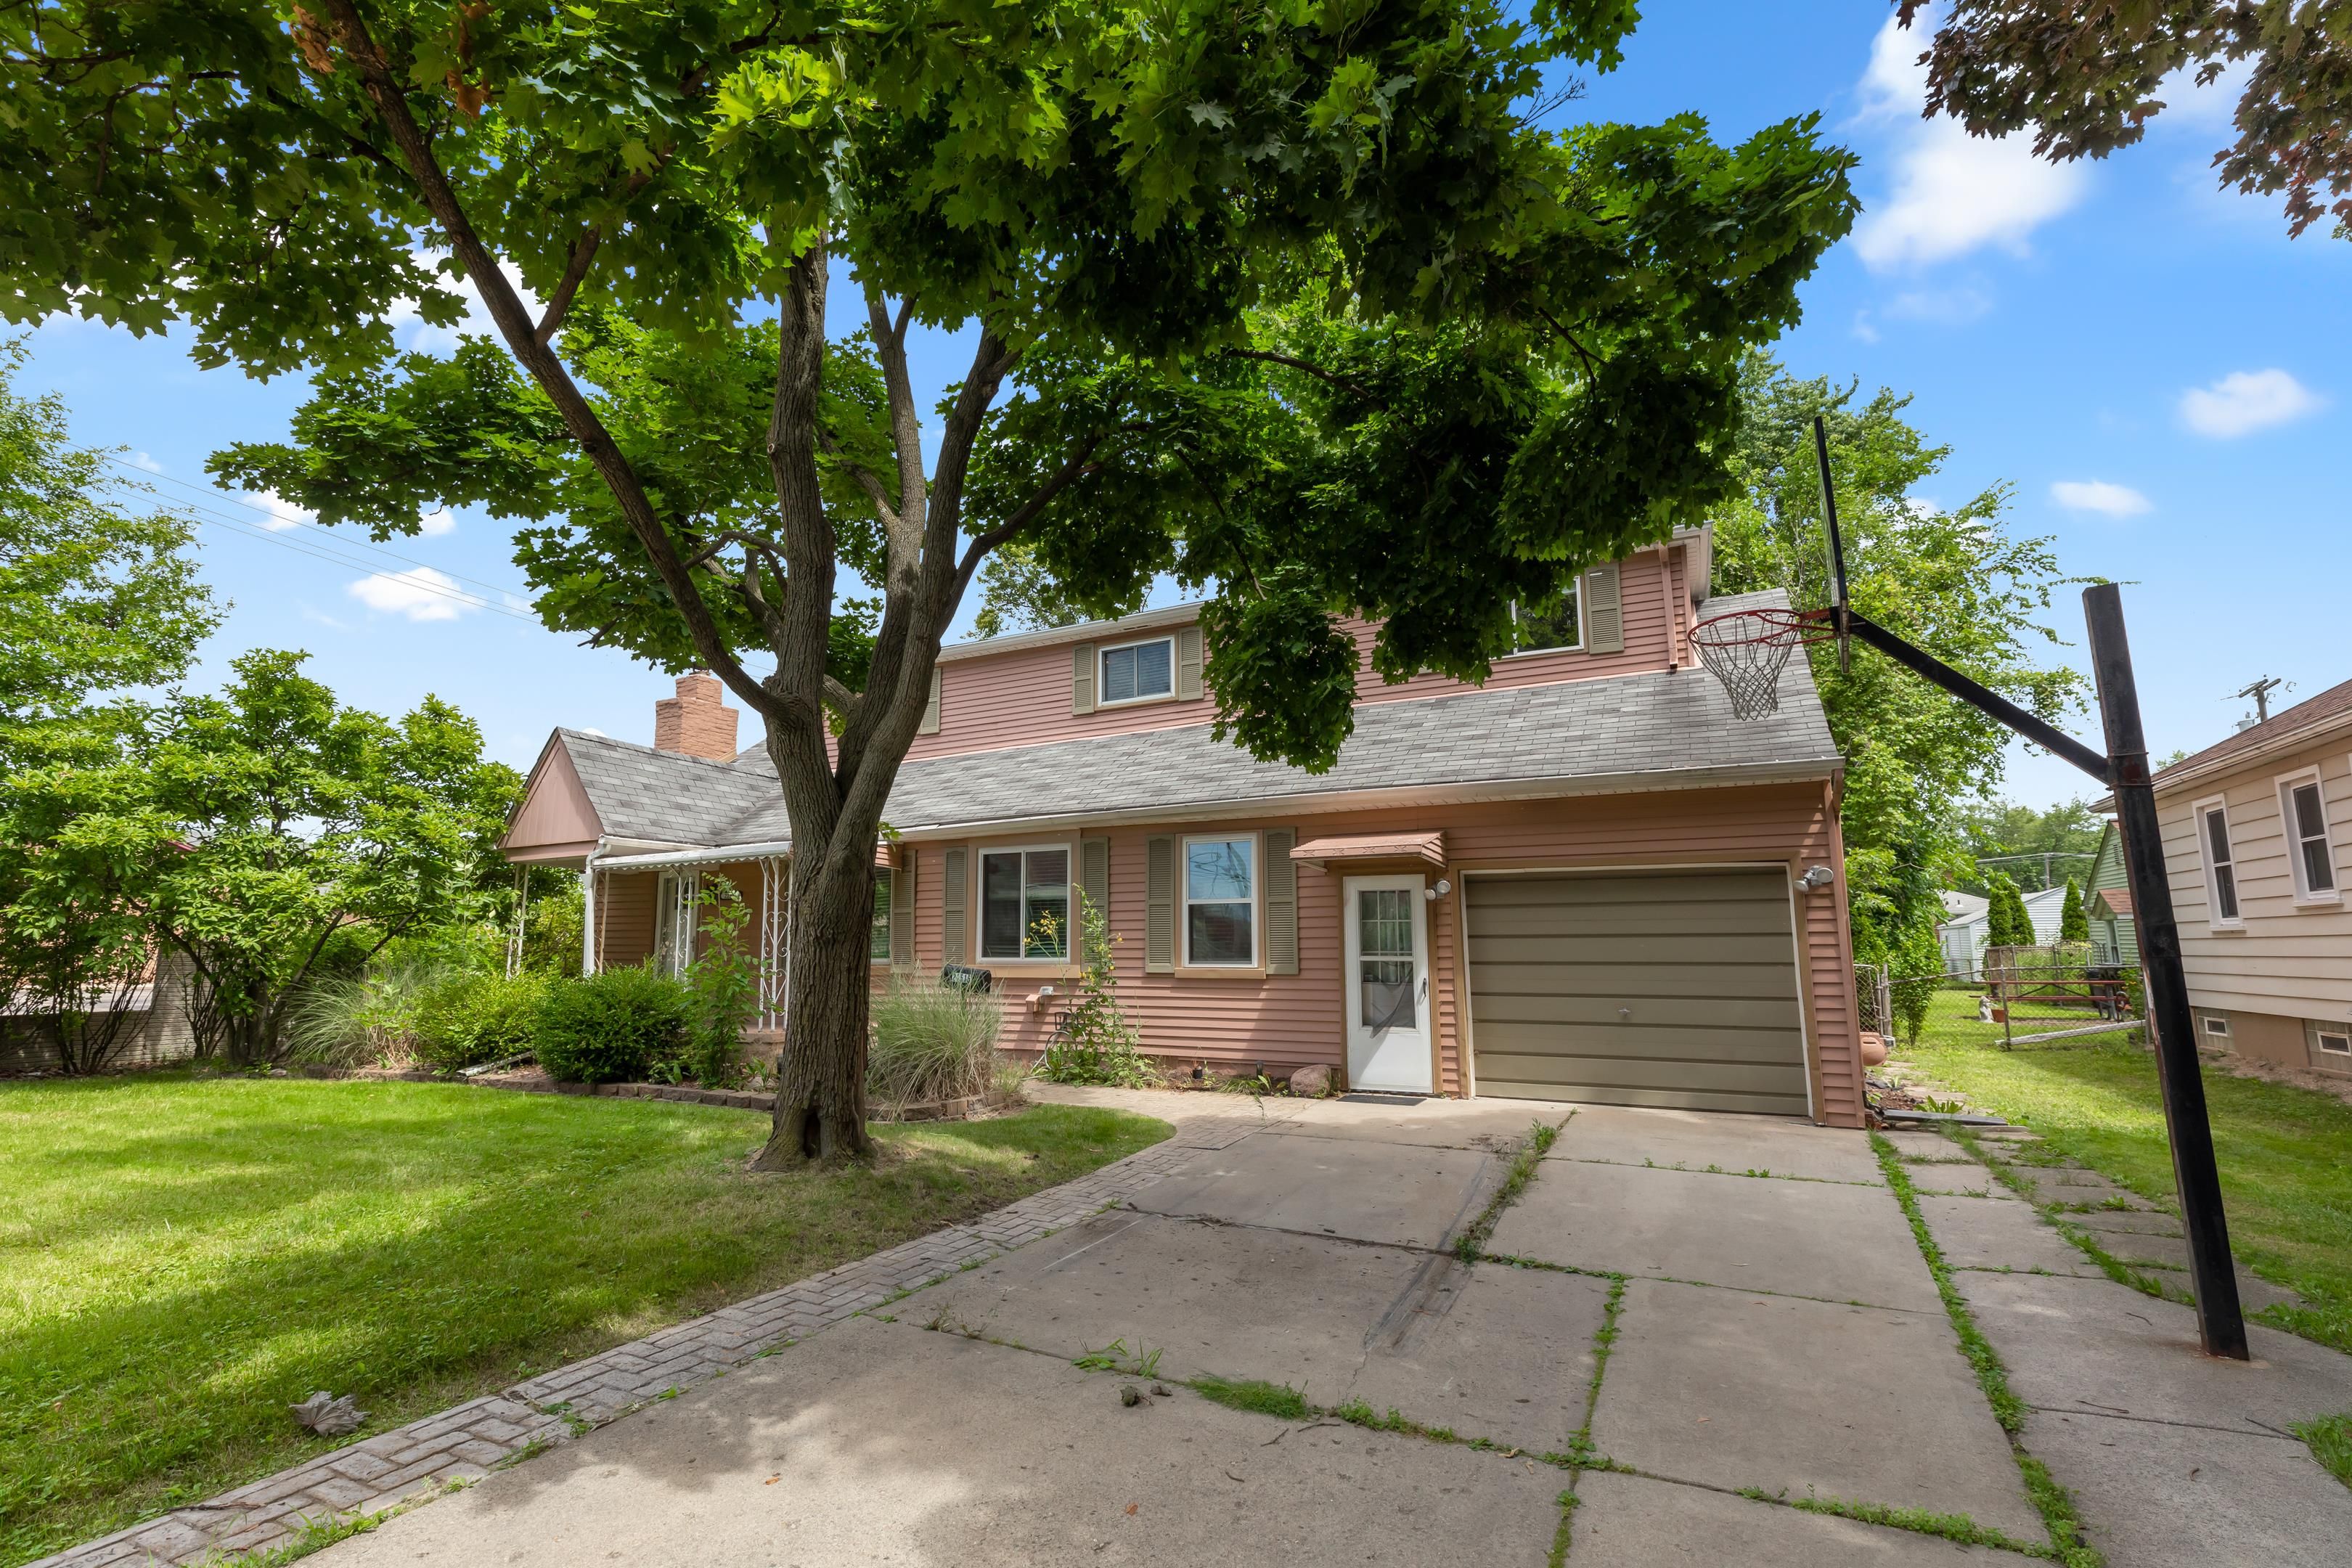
[1097,635,1178,707]
[2192,794,2245,930]
[976,841,1077,963]
[2201,1013,2231,1039]
[2274,767,2341,905]
[1180,830,1261,969]
[1500,579,1583,660]
[2311,1020,2352,1057]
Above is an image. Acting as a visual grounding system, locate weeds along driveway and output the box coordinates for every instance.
[283,1091,2352,1568]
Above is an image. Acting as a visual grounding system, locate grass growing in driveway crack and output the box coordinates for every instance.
[1871,1132,2102,1567]
[1187,1375,1310,1422]
[2296,1413,2352,1492]
[1452,1120,1563,1261]
[1734,1489,2049,1556]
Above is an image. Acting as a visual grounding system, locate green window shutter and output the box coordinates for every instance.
[889,858,915,967]
[1080,836,1111,967]
[1071,643,1098,714]
[941,847,967,966]
[1582,563,1624,654]
[1145,835,1175,974]
[918,666,942,735]
[1175,625,1204,701]
[1263,828,1298,976]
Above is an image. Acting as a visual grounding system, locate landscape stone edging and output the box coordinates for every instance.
[28,1113,1269,1568]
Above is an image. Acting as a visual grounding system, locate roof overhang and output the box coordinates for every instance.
[1291,830,1447,870]
[2092,886,2134,919]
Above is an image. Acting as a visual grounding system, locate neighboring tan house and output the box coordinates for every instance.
[1,949,198,1075]
[2084,819,2140,966]
[501,530,1870,1124]
[2127,679,2352,1078]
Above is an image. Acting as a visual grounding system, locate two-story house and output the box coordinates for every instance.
[499,528,1868,1124]
[2129,679,2352,1079]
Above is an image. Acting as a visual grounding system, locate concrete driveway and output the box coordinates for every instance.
[311,1092,2352,1567]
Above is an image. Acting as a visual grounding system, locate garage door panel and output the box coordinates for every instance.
[1470,872,1793,908]
[1472,1021,1809,1063]
[1469,960,1801,1003]
[1471,933,1800,966]
[1467,992,1802,1030]
[1466,869,1810,1118]
[1469,902,1796,939]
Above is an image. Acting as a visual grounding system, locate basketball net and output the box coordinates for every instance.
[1690,608,1828,721]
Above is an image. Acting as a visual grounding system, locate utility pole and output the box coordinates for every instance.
[2230,676,2285,724]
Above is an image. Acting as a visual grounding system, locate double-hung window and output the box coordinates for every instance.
[1507,581,1581,655]
[2278,772,2338,900]
[1100,637,1175,705]
[870,872,893,962]
[1183,836,1257,966]
[2197,798,2242,926]
[979,847,1071,960]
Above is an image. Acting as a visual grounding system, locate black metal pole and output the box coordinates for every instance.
[1844,612,2111,781]
[2083,584,2248,1360]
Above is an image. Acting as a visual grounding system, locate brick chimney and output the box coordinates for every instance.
[654,672,739,761]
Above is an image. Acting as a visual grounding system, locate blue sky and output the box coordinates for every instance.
[20,2,2348,807]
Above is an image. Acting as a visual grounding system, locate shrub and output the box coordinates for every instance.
[869,972,1005,1107]
[1038,894,1155,1088]
[536,965,691,1084]
[410,971,547,1074]
[519,886,584,979]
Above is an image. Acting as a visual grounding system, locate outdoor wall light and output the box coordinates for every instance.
[1797,865,1835,892]
[1425,879,1452,900]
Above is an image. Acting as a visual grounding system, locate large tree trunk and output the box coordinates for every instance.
[754,846,878,1165]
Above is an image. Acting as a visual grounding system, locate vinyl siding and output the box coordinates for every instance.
[2160,737,2352,1021]
[906,544,1694,764]
[890,779,1859,1125]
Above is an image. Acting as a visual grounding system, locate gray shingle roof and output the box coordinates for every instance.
[558,588,1839,849]
[558,728,785,846]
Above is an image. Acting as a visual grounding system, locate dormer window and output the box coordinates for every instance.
[1507,581,1581,655]
[1100,637,1175,705]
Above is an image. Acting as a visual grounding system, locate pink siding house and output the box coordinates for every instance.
[502,527,1866,1125]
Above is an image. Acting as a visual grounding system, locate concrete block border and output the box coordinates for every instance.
[30,1110,1270,1568]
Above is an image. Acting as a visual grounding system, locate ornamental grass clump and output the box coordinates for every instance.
[868,972,1005,1108]
[535,965,691,1085]
[281,958,441,1067]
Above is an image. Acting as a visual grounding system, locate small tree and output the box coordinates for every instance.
[1039,894,1153,1089]
[1889,916,1944,1048]
[684,876,760,1087]
[148,653,522,1065]
[2059,878,2089,943]
[1983,870,2030,949]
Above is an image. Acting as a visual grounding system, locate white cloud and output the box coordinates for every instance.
[388,256,542,356]
[418,507,456,536]
[347,567,480,622]
[129,451,164,473]
[2178,369,2324,438]
[240,489,315,532]
[1884,284,1992,324]
[2051,480,2152,518]
[299,605,352,631]
[1850,12,2089,270]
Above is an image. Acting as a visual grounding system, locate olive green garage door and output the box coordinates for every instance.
[1464,869,1810,1114]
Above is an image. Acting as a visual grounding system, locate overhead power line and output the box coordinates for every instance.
[103,456,543,626]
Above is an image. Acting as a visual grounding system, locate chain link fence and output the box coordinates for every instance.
[1867,943,2145,1054]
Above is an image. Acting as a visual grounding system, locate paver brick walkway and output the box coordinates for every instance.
[33,1097,1281,1568]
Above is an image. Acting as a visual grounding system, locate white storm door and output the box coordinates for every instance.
[1344,875,1433,1093]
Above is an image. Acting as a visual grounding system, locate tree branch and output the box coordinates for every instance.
[535,226,601,345]
[1225,348,1373,401]
[951,432,1113,603]
[319,0,782,727]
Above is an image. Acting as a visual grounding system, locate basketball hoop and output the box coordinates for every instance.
[1691,607,1829,721]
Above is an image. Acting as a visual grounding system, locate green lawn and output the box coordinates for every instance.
[0,1074,1168,1567]
[1895,992,2352,1355]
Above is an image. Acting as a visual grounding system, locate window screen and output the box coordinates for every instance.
[1183,837,1255,965]
[1101,640,1174,703]
[979,849,1070,959]
[2203,807,2239,922]
[2287,781,2335,894]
